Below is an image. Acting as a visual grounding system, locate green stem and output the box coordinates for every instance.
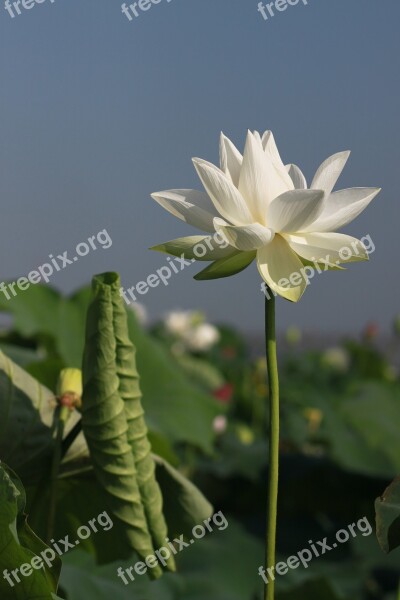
[265,291,280,600]
[61,417,82,458]
[47,405,70,542]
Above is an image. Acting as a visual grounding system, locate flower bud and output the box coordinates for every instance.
[57,368,82,409]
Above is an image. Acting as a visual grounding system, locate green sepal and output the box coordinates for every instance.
[151,236,236,261]
[194,251,256,281]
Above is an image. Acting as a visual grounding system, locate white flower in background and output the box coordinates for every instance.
[164,310,220,352]
[322,347,350,373]
[183,323,220,352]
[164,310,196,336]
[129,302,148,326]
[213,415,228,435]
[151,130,380,302]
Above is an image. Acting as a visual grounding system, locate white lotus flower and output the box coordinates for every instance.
[164,310,220,351]
[184,323,220,352]
[164,310,194,336]
[129,302,148,326]
[151,131,380,301]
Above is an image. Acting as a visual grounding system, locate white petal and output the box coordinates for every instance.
[311,151,351,196]
[261,130,284,162]
[286,164,307,189]
[303,187,381,232]
[151,235,237,261]
[238,131,294,224]
[237,131,275,222]
[285,232,369,264]
[267,189,325,233]
[219,133,243,187]
[192,158,253,226]
[213,217,275,251]
[257,235,307,302]
[151,189,218,233]
[262,131,294,192]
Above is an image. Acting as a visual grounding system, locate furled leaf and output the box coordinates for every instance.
[81,273,162,577]
[0,462,62,599]
[110,273,175,572]
[375,477,400,553]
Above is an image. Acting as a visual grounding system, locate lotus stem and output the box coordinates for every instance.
[264,291,280,600]
[47,405,70,542]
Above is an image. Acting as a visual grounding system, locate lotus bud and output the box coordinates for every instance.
[321,347,350,373]
[235,424,255,446]
[57,368,82,410]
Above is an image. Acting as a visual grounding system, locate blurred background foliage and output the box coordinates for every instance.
[0,282,399,600]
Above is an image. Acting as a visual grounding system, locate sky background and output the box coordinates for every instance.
[0,0,399,335]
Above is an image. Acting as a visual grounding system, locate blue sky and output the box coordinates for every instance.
[0,0,399,334]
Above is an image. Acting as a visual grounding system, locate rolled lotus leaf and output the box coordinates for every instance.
[81,273,162,578]
[110,274,176,573]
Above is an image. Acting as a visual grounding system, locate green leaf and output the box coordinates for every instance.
[0,285,91,367]
[81,273,163,578]
[277,578,343,600]
[336,383,400,476]
[200,430,268,482]
[126,310,220,453]
[27,458,214,567]
[0,350,85,486]
[375,477,400,553]
[194,251,256,280]
[60,550,177,600]
[153,455,213,538]
[60,519,263,600]
[0,462,62,599]
[0,343,41,367]
[174,353,225,392]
